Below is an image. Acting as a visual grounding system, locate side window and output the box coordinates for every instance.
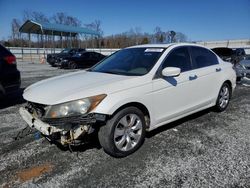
[191,47,218,69]
[162,47,192,72]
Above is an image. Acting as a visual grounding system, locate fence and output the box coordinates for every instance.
[7,47,120,62]
[196,39,250,54]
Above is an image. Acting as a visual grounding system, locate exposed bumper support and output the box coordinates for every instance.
[19,107,105,145]
[19,107,62,135]
[19,107,86,144]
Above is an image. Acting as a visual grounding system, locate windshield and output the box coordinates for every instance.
[73,52,83,57]
[90,48,165,76]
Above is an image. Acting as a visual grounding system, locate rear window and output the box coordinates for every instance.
[191,47,219,69]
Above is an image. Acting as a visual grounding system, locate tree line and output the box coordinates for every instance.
[3,11,188,48]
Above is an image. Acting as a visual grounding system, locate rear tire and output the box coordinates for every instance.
[98,107,146,157]
[214,82,231,112]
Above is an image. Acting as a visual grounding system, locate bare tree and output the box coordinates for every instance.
[10,18,22,46]
[22,10,31,22]
[84,20,104,47]
[65,16,81,26]
[166,30,187,43]
[23,10,49,23]
[154,26,165,43]
[174,32,187,42]
[168,30,176,43]
[52,12,81,26]
[52,12,66,24]
[85,20,103,36]
[11,19,21,40]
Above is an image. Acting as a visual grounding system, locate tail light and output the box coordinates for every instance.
[4,55,16,65]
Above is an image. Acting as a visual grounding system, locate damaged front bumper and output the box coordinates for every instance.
[19,107,106,145]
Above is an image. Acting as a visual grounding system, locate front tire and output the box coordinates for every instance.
[215,82,231,112]
[69,62,78,69]
[98,107,146,157]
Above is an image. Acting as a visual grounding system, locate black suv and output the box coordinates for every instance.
[0,44,21,97]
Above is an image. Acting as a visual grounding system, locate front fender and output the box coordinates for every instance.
[92,83,155,125]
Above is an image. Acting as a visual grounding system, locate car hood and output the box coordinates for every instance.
[23,70,141,105]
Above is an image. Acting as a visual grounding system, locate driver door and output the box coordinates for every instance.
[152,47,198,125]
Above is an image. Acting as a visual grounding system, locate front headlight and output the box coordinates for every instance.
[44,94,106,119]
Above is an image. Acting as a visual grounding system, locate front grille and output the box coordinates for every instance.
[42,114,96,127]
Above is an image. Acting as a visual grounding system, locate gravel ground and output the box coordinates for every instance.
[0,61,250,188]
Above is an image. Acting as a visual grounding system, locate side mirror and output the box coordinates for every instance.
[162,67,181,77]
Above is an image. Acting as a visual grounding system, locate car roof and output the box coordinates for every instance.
[127,43,206,49]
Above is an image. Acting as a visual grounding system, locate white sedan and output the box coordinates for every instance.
[19,43,236,157]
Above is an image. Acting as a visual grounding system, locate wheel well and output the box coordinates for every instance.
[223,80,233,98]
[112,102,151,128]
[224,80,232,91]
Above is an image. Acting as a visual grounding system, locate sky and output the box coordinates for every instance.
[0,0,249,41]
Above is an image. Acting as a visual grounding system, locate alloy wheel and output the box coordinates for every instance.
[219,85,230,109]
[114,114,143,152]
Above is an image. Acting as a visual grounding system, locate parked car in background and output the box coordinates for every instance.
[233,48,246,65]
[234,48,246,57]
[60,51,106,69]
[47,48,85,67]
[0,44,21,98]
[20,43,236,157]
[212,47,246,65]
[234,55,250,81]
[211,47,235,62]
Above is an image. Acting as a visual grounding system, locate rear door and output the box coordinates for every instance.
[189,46,222,105]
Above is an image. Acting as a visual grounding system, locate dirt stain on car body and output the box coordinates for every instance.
[17,163,54,182]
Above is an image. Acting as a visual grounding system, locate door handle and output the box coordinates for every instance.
[216,68,222,72]
[189,75,197,80]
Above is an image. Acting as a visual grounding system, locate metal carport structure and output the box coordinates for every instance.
[19,20,100,49]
